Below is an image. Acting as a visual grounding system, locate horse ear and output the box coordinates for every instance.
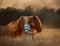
[33,16,42,32]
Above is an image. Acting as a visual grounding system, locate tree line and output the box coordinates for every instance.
[0,6,60,28]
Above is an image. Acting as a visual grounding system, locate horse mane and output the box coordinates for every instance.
[28,16,42,33]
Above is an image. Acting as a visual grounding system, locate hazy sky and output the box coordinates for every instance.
[0,0,60,9]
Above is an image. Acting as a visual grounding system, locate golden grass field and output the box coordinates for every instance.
[0,28,60,46]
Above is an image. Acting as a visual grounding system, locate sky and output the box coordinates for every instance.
[0,0,60,10]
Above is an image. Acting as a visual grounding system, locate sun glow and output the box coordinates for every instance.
[0,0,59,9]
[22,0,30,3]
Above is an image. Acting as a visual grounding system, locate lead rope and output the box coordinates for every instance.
[24,16,31,39]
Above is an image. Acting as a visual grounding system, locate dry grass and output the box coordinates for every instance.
[0,28,60,46]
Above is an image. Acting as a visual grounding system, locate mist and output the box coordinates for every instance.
[0,0,60,10]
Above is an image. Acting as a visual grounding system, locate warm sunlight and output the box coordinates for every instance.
[0,0,60,9]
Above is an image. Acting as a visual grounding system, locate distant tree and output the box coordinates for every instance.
[0,7,23,25]
[23,6,33,16]
[56,8,60,15]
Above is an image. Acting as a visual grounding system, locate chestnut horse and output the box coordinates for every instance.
[3,16,42,39]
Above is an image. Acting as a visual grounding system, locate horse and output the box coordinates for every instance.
[0,16,42,39]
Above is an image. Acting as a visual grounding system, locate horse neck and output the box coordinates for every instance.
[16,17,24,31]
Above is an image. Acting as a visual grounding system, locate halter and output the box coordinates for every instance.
[23,16,31,39]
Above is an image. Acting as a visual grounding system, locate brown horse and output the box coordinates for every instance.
[4,16,42,38]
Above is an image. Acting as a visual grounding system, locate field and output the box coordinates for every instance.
[0,28,60,46]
